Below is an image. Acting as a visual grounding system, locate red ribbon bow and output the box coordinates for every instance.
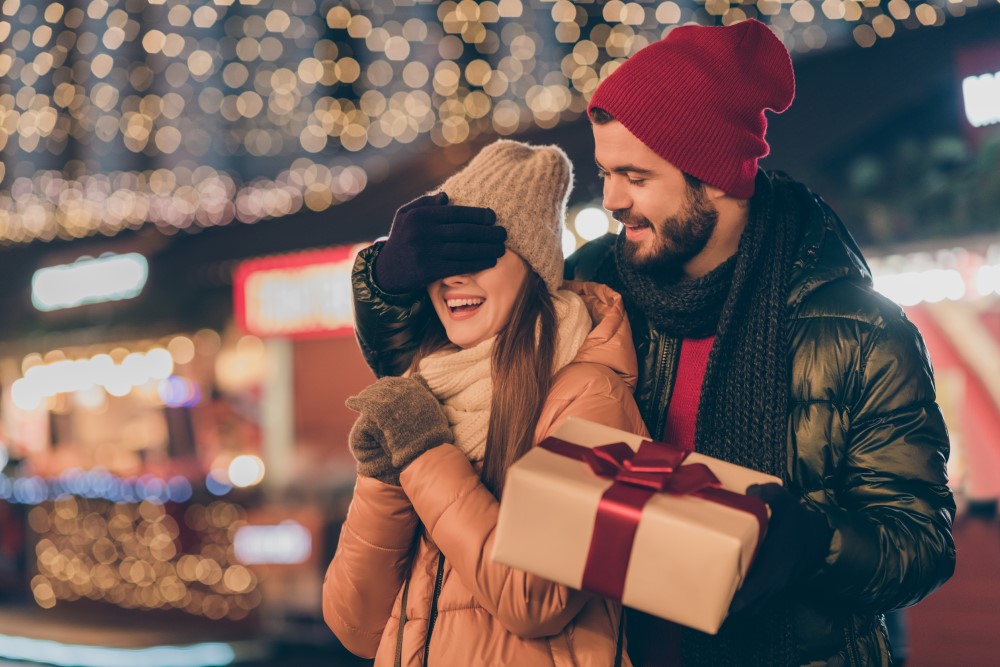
[580,439,722,495]
[537,437,768,601]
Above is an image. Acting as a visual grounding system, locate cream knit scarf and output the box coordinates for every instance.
[415,290,592,462]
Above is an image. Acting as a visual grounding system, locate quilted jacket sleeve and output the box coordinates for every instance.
[322,476,419,657]
[805,313,956,611]
[351,242,430,378]
[399,362,648,639]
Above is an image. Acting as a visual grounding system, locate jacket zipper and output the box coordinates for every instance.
[844,621,862,667]
[423,553,445,667]
[651,334,678,441]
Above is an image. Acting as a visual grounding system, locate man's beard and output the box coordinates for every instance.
[615,185,718,282]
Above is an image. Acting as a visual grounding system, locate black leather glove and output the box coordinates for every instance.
[729,483,833,614]
[373,192,507,294]
[345,376,454,485]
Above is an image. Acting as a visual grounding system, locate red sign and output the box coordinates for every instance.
[234,245,368,339]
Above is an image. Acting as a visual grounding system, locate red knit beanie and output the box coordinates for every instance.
[587,19,795,199]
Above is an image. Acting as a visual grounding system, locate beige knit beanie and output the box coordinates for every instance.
[435,139,572,292]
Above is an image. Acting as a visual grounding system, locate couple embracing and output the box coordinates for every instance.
[323,20,954,667]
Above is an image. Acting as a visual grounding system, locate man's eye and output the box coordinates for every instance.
[627,178,645,186]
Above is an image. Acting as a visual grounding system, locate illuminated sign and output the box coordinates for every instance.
[962,71,1000,128]
[0,635,239,667]
[234,245,365,338]
[11,348,175,411]
[32,253,148,312]
[956,44,1000,148]
[233,521,312,565]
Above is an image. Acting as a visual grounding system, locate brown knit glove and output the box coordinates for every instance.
[345,376,453,485]
[346,414,398,485]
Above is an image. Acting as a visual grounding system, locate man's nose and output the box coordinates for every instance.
[602,175,631,212]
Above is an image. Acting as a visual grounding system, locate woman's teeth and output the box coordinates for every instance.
[447,298,485,312]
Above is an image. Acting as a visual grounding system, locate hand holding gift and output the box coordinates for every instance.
[345,376,454,485]
[728,483,833,614]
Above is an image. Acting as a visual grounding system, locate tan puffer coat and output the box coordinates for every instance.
[323,282,648,667]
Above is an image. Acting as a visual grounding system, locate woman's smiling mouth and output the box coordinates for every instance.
[445,295,486,320]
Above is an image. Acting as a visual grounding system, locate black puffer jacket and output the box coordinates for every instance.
[349,181,955,667]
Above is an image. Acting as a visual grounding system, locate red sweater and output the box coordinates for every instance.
[663,336,715,453]
[632,336,714,667]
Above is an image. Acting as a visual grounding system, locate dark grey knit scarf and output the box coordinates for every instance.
[615,170,808,667]
[614,250,737,338]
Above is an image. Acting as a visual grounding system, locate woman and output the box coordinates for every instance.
[323,140,647,666]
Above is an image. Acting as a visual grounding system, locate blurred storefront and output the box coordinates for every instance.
[0,235,376,662]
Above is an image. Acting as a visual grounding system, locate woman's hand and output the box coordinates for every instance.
[346,376,454,485]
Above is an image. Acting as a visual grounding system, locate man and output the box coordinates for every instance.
[348,20,955,667]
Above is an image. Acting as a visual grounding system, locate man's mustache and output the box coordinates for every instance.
[612,209,651,228]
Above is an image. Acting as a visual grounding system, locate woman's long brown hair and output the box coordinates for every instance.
[410,270,556,497]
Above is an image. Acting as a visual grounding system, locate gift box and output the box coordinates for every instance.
[491,417,781,635]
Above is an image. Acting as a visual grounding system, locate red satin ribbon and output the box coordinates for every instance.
[537,437,768,601]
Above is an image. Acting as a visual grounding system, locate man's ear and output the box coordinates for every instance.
[706,184,750,210]
[704,183,728,202]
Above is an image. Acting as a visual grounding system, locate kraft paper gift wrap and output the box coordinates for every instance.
[491,417,782,635]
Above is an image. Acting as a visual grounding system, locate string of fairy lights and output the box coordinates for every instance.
[0,0,989,244]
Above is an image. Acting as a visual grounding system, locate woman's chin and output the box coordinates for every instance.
[445,327,489,349]
[448,335,482,349]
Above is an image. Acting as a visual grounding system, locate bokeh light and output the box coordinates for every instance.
[573,206,611,241]
[227,455,265,488]
[23,496,259,620]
